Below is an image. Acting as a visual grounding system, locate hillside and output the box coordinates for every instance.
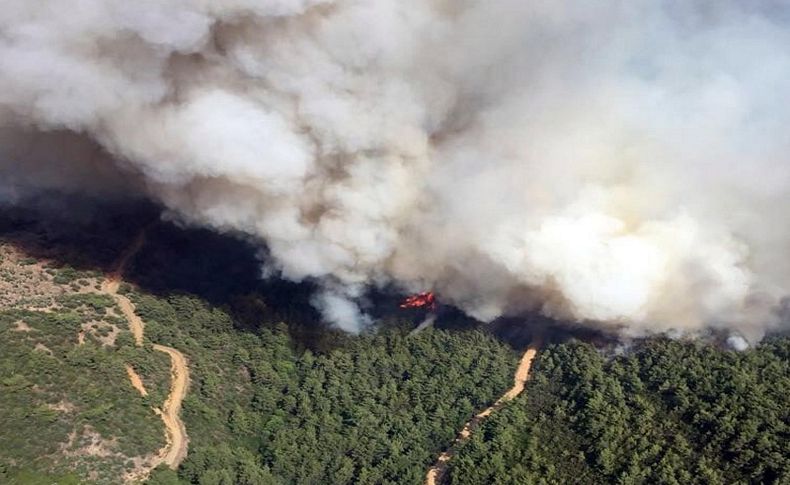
[0,210,519,484]
[0,243,172,483]
[1,207,789,485]
[448,338,790,484]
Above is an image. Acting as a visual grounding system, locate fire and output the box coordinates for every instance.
[400,292,436,310]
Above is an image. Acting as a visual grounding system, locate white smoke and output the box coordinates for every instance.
[1,1,790,338]
[726,334,749,352]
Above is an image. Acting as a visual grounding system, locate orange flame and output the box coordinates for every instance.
[400,292,436,310]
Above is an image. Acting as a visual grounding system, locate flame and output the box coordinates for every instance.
[400,291,436,310]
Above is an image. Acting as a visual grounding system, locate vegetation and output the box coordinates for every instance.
[0,241,170,484]
[2,208,789,485]
[0,225,518,483]
[132,292,516,484]
[0,308,169,483]
[449,338,790,485]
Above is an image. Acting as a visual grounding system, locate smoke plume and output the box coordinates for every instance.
[2,1,790,340]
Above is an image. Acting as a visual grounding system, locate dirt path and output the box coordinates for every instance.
[108,290,145,346]
[101,229,147,345]
[126,365,148,397]
[110,229,148,283]
[425,338,542,485]
[100,227,190,472]
[152,344,190,468]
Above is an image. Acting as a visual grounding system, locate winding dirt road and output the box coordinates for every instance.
[102,227,190,472]
[152,344,190,468]
[425,338,542,485]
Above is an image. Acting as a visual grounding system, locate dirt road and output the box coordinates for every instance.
[425,338,541,485]
[101,229,147,344]
[152,344,190,468]
[101,227,190,472]
[106,289,144,346]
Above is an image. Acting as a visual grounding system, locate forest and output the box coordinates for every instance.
[448,338,790,485]
[135,292,516,485]
[0,229,518,484]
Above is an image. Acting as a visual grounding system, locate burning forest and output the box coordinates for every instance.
[2,3,790,484]
[2,1,790,345]
[400,292,437,311]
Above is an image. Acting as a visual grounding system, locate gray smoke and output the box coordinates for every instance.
[2,1,790,340]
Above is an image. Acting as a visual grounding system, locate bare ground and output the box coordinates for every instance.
[151,344,190,468]
[125,365,148,397]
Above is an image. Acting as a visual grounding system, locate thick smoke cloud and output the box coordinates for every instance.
[2,1,790,340]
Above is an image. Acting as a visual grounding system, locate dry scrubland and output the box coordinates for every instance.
[0,243,172,484]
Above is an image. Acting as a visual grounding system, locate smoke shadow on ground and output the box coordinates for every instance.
[0,192,618,353]
[0,194,334,348]
[486,314,621,351]
[0,194,412,352]
[0,193,157,273]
